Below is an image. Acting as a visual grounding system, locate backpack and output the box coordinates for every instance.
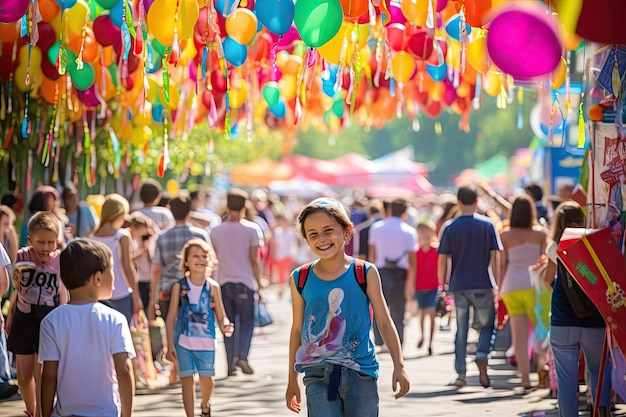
[558,261,603,320]
[296,259,367,295]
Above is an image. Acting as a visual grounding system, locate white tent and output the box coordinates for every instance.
[370,146,429,183]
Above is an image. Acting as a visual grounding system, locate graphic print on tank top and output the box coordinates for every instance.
[16,247,60,313]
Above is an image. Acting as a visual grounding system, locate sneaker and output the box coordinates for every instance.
[475,358,490,388]
[452,377,467,388]
[228,369,238,377]
[0,383,19,399]
[236,360,254,375]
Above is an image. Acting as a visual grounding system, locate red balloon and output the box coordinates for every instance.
[422,100,442,118]
[210,70,227,94]
[94,15,120,46]
[41,57,59,80]
[464,0,491,27]
[37,22,57,52]
[387,23,406,52]
[407,31,433,60]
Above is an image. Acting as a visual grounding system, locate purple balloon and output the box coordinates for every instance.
[77,86,100,107]
[387,3,406,25]
[486,3,561,79]
[0,0,29,23]
[143,0,155,14]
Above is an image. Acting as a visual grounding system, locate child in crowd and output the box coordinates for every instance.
[286,198,410,416]
[268,213,297,297]
[414,221,440,356]
[7,211,67,417]
[129,212,156,312]
[165,239,234,417]
[39,239,136,417]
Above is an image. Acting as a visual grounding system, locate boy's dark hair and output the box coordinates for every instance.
[524,183,544,202]
[139,179,162,205]
[60,239,112,290]
[390,198,408,217]
[457,185,478,205]
[28,211,60,236]
[227,188,249,212]
[169,194,192,221]
[1,193,17,208]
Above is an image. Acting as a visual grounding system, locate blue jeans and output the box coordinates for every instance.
[0,326,10,383]
[303,365,379,417]
[453,289,497,378]
[221,283,255,373]
[550,326,612,417]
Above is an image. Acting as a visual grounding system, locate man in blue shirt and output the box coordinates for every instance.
[437,185,503,389]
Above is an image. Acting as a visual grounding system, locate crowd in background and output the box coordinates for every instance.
[0,179,621,417]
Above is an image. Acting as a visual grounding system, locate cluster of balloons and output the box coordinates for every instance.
[0,0,585,155]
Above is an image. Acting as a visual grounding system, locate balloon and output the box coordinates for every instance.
[19,45,43,69]
[39,0,62,22]
[401,0,427,26]
[215,0,236,15]
[147,0,199,46]
[41,57,59,80]
[406,30,433,60]
[387,2,406,25]
[255,0,294,35]
[317,21,369,65]
[339,0,368,18]
[445,14,471,41]
[65,1,89,34]
[158,82,180,109]
[110,0,131,28]
[14,66,32,92]
[95,0,120,8]
[467,30,487,73]
[278,74,297,100]
[93,15,120,46]
[391,51,415,83]
[40,76,57,103]
[134,103,153,127]
[77,85,100,106]
[222,36,247,67]
[269,99,286,118]
[550,56,567,90]
[426,62,446,82]
[69,62,96,90]
[152,103,164,122]
[486,2,561,79]
[225,8,257,45]
[56,0,78,9]
[262,81,280,107]
[387,23,406,52]
[332,97,344,118]
[229,79,247,109]
[0,0,29,23]
[293,0,343,47]
[68,26,98,62]
[482,70,501,97]
[464,0,491,27]
[0,22,19,42]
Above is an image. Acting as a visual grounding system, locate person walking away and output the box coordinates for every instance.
[91,194,143,325]
[39,239,135,417]
[7,211,68,417]
[268,213,297,298]
[61,185,98,239]
[544,201,612,417]
[437,185,502,388]
[352,199,383,260]
[414,221,440,356]
[150,194,211,384]
[285,197,410,416]
[138,179,175,233]
[498,195,547,390]
[129,213,156,313]
[165,239,234,417]
[0,245,19,399]
[210,189,263,376]
[368,198,417,348]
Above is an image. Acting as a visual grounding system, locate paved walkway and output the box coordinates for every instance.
[1,287,625,416]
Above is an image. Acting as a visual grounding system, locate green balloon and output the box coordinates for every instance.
[152,38,166,58]
[95,0,120,9]
[262,82,280,108]
[70,63,96,91]
[107,64,119,88]
[332,98,344,118]
[294,0,343,47]
[47,41,61,65]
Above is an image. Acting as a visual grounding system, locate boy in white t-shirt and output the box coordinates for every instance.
[39,239,136,417]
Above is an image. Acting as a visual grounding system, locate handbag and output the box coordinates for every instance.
[255,300,273,327]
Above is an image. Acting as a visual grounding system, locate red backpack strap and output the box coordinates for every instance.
[353,259,367,294]
[297,263,312,294]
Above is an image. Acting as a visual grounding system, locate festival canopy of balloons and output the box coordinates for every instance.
[0,0,588,178]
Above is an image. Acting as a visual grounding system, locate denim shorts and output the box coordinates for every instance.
[413,289,439,310]
[303,364,379,417]
[175,345,215,378]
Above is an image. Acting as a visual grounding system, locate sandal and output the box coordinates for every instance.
[201,408,211,417]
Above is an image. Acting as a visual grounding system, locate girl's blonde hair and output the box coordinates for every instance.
[179,238,216,276]
[97,194,129,232]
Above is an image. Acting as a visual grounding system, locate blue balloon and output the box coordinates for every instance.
[255,0,294,35]
[426,62,447,82]
[269,100,286,118]
[321,67,337,97]
[56,0,78,9]
[152,104,164,123]
[445,14,472,42]
[110,0,130,28]
[215,0,236,16]
[222,37,247,67]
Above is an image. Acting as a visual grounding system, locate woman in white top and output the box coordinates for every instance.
[498,195,547,390]
[91,194,142,324]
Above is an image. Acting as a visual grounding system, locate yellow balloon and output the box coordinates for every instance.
[159,83,180,109]
[146,78,160,103]
[278,74,297,100]
[86,194,105,218]
[147,0,199,46]
[275,50,290,70]
[134,102,154,126]
[229,79,248,109]
[19,45,43,69]
[551,56,567,90]
[166,179,180,194]
[49,13,62,37]
[401,0,427,26]
[483,71,502,97]
[467,31,487,73]
[317,21,369,66]
[391,51,416,83]
[179,40,198,66]
[225,8,257,45]
[131,126,151,148]
[64,1,89,35]
[14,66,32,93]
[430,81,444,101]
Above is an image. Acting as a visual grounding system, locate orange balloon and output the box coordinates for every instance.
[401,0,427,27]
[67,26,99,63]
[340,0,369,18]
[0,22,19,43]
[225,8,257,45]
[39,0,61,22]
[40,76,58,104]
[463,0,491,27]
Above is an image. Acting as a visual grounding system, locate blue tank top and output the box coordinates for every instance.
[294,258,379,378]
[174,277,217,350]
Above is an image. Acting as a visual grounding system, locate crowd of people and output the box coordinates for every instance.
[0,179,622,417]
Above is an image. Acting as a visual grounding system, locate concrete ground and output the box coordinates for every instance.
[1,287,624,416]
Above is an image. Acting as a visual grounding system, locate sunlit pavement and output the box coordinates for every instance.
[1,287,625,417]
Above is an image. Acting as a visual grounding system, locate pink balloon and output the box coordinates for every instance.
[387,3,406,25]
[407,31,433,60]
[387,23,405,52]
[77,86,100,107]
[486,3,561,79]
[271,25,301,51]
[0,0,29,23]
[436,0,447,12]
